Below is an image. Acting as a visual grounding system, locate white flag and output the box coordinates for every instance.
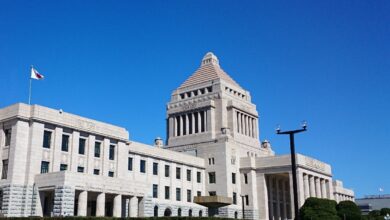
[31,67,44,80]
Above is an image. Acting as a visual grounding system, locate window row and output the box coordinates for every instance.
[236,111,257,138]
[225,86,246,99]
[40,161,115,177]
[153,184,202,202]
[179,87,212,100]
[2,129,12,147]
[153,206,203,217]
[173,111,207,137]
[128,157,202,183]
[43,130,116,160]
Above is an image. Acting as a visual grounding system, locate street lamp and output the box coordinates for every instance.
[240,194,245,219]
[276,121,307,220]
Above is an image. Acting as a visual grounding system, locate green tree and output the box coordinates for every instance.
[368,209,381,217]
[380,208,390,216]
[336,200,361,220]
[299,197,339,220]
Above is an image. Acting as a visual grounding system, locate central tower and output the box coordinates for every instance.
[165,52,273,218]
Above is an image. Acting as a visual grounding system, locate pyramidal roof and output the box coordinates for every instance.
[179,52,242,89]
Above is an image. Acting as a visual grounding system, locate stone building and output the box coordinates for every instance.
[0,52,354,219]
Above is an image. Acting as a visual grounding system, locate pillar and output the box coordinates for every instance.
[315,177,321,198]
[237,112,241,133]
[282,180,287,219]
[191,113,195,134]
[113,194,122,217]
[309,176,315,197]
[304,174,310,199]
[186,114,190,135]
[198,111,202,133]
[180,115,184,136]
[241,113,244,134]
[96,192,105,216]
[77,191,87,216]
[268,177,274,220]
[275,178,281,220]
[321,179,327,198]
[129,196,138,217]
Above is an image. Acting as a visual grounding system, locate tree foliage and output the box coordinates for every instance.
[299,197,339,220]
[336,200,361,220]
[381,208,390,216]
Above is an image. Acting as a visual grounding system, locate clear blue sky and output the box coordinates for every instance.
[0,0,389,198]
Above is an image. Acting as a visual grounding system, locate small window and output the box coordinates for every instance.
[209,191,216,196]
[128,157,133,171]
[232,173,236,184]
[154,205,159,217]
[197,171,201,183]
[4,129,11,146]
[193,90,198,96]
[77,166,84,173]
[212,158,215,164]
[41,161,49,173]
[187,189,192,202]
[78,138,86,155]
[108,171,114,177]
[186,92,192,98]
[200,88,205,94]
[153,184,158,198]
[109,145,115,160]
[233,192,237,204]
[43,130,52,148]
[189,209,193,217]
[244,173,248,184]
[178,208,182,216]
[197,191,201,196]
[61,134,69,152]
[180,93,185,99]
[176,167,181,179]
[93,169,100,175]
[153,162,158,175]
[186,169,191,181]
[199,210,203,217]
[207,86,212,93]
[94,142,101,157]
[176,188,181,201]
[1,160,8,179]
[209,172,216,184]
[60,164,68,171]
[245,195,249,205]
[140,160,146,173]
[165,165,170,177]
[165,186,170,200]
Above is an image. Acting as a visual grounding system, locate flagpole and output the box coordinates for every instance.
[29,65,32,105]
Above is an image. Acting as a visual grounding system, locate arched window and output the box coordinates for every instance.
[199,210,203,217]
[154,206,158,217]
[189,209,192,217]
[178,208,182,216]
[234,211,238,219]
[164,208,172,216]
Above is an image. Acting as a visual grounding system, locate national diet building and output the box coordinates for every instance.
[0,52,354,219]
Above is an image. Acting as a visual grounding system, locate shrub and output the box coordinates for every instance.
[336,200,361,220]
[381,208,390,216]
[299,197,339,220]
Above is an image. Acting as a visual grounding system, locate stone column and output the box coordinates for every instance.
[185,114,190,135]
[309,176,315,197]
[77,191,88,216]
[241,113,244,134]
[275,178,281,220]
[304,174,310,199]
[169,117,174,138]
[327,179,334,200]
[321,179,327,198]
[315,177,321,198]
[191,113,195,134]
[268,177,274,219]
[113,194,122,217]
[198,112,202,133]
[180,115,184,136]
[248,116,252,137]
[237,112,241,133]
[129,196,138,217]
[96,192,106,216]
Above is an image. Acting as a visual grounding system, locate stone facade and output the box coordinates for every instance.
[0,52,354,219]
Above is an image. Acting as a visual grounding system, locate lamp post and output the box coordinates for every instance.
[276,121,307,220]
[240,194,245,219]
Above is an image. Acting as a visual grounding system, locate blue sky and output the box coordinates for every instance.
[0,0,389,198]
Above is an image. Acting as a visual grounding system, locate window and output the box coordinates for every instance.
[212,158,215,164]
[186,169,191,181]
[165,186,170,199]
[153,184,158,198]
[93,169,100,175]
[60,164,67,171]
[178,208,182,216]
[94,142,101,157]
[208,172,216,184]
[209,191,216,196]
[79,138,86,155]
[61,134,69,152]
[197,191,201,196]
[4,129,11,146]
[41,161,49,173]
[109,145,115,160]
[165,165,170,177]
[77,166,84,173]
[197,171,201,183]
[176,188,181,201]
[176,167,181,179]
[187,189,192,202]
[233,192,237,204]
[140,160,146,173]
[108,171,114,177]
[154,206,158,217]
[189,209,192,217]
[43,130,52,148]
[244,173,248,184]
[245,195,249,205]
[153,162,158,175]
[232,173,236,184]
[1,160,8,179]
[199,210,203,217]
[128,157,133,171]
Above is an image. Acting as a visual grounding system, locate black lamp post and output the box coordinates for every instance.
[276,121,307,220]
[240,194,245,219]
